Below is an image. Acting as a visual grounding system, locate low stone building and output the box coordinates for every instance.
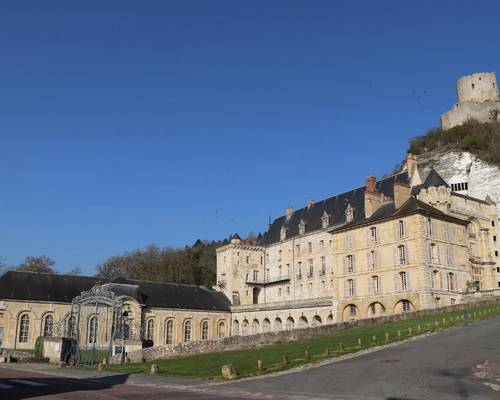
[0,272,231,359]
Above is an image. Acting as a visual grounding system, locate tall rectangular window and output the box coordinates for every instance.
[320,256,326,275]
[308,242,313,254]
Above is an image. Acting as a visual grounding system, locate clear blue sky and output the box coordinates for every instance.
[2,1,500,275]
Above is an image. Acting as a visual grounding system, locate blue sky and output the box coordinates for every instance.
[1,1,500,274]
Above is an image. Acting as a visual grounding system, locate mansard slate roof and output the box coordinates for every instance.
[263,172,411,245]
[0,271,231,311]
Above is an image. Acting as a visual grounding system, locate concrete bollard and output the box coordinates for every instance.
[339,343,345,352]
[102,358,108,366]
[442,318,446,324]
[150,364,159,375]
[325,347,331,356]
[282,354,289,366]
[397,329,401,339]
[408,327,412,336]
[357,338,362,348]
[385,332,389,342]
[417,325,421,333]
[372,335,377,344]
[257,359,264,372]
[304,350,310,361]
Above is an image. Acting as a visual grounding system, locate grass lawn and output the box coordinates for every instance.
[103,303,500,380]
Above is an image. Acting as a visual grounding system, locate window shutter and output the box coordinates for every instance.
[403,220,408,239]
[352,254,356,273]
[394,222,399,240]
[344,280,348,297]
[393,247,398,266]
[428,244,432,263]
[366,252,371,271]
[436,245,441,264]
[367,229,371,246]
[368,276,372,295]
[406,271,411,290]
[378,275,382,293]
[353,279,356,296]
[441,271,446,290]
[343,256,347,275]
[344,235,347,250]
[405,244,410,265]
[394,273,399,292]
[373,250,377,269]
[454,274,458,291]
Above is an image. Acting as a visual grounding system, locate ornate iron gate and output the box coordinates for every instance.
[65,285,123,366]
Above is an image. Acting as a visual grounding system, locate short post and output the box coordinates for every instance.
[408,327,412,336]
[434,321,439,327]
[442,318,446,325]
[282,354,289,366]
[304,350,310,361]
[257,359,264,372]
[372,335,377,344]
[385,332,389,342]
[150,364,159,375]
[397,329,401,339]
[417,325,421,333]
[357,338,362,348]
[339,342,345,353]
[325,347,331,356]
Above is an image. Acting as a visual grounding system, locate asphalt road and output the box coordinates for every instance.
[1,316,500,400]
[225,315,500,399]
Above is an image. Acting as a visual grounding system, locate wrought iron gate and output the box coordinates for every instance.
[65,285,123,366]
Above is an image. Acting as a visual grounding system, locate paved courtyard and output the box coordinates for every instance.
[1,316,500,399]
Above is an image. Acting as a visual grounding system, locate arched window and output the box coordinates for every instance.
[67,315,76,338]
[43,315,54,337]
[18,314,30,343]
[286,317,294,330]
[165,320,174,344]
[298,316,308,328]
[251,319,259,334]
[218,321,225,338]
[184,320,192,342]
[233,320,240,336]
[312,315,322,327]
[201,320,209,340]
[262,318,271,333]
[242,319,249,335]
[88,316,97,344]
[274,317,282,331]
[122,311,130,340]
[146,319,155,341]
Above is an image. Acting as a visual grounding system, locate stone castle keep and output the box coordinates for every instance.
[441,72,500,130]
[1,73,500,364]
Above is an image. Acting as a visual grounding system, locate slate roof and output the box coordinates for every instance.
[263,172,410,245]
[422,168,449,188]
[0,271,231,312]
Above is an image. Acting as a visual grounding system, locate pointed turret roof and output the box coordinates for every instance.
[422,168,449,188]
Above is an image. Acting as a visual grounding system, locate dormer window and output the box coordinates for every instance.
[280,226,287,241]
[321,211,330,228]
[299,219,306,235]
[345,204,354,223]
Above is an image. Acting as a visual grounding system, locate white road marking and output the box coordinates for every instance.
[10,379,47,387]
[0,383,14,389]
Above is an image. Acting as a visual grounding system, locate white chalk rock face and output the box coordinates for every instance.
[417,150,500,213]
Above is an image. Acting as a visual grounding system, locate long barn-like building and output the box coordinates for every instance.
[0,154,499,355]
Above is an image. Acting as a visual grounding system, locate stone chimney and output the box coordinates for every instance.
[286,206,294,220]
[307,199,315,210]
[364,175,382,218]
[394,182,411,209]
[406,153,418,178]
[365,175,377,193]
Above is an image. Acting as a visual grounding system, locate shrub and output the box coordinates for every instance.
[34,336,44,358]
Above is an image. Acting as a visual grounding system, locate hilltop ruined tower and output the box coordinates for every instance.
[441,72,500,130]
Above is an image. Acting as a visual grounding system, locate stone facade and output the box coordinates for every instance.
[216,154,500,336]
[441,72,500,130]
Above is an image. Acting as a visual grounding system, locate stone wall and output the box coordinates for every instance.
[110,296,500,364]
[440,101,500,130]
[0,348,35,362]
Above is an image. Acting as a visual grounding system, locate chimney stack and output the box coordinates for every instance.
[364,175,382,218]
[307,199,315,210]
[394,182,411,209]
[406,153,418,178]
[365,175,377,193]
[286,206,294,220]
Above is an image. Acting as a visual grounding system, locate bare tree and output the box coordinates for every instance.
[16,255,56,273]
